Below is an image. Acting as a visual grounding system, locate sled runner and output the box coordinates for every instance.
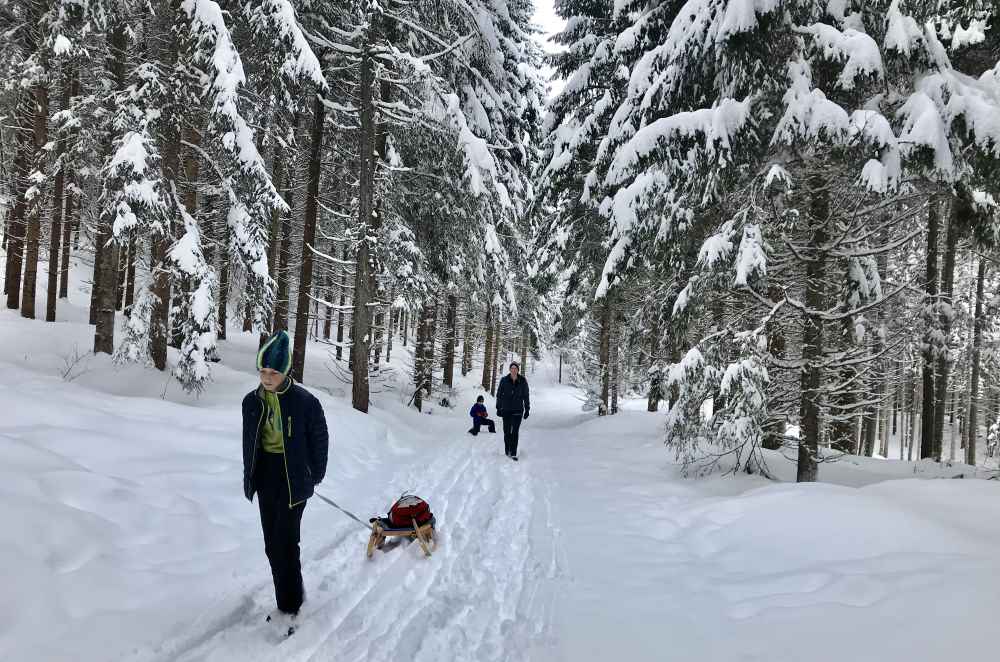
[366,515,437,559]
[366,494,436,559]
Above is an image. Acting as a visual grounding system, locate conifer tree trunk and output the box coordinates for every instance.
[4,109,30,310]
[909,372,920,461]
[647,315,661,412]
[385,301,394,362]
[271,126,295,332]
[948,392,958,461]
[880,399,891,457]
[898,378,907,460]
[490,318,501,395]
[798,175,828,483]
[272,198,293,332]
[290,94,325,384]
[920,197,940,458]
[966,258,987,466]
[347,303,355,371]
[151,7,180,371]
[89,231,105,325]
[933,196,962,460]
[351,24,390,413]
[763,294,786,450]
[414,301,431,409]
[861,312,886,458]
[897,398,904,452]
[443,293,457,387]
[520,327,529,374]
[242,300,253,333]
[832,322,859,454]
[46,67,71,322]
[763,332,788,451]
[124,237,137,313]
[58,183,74,299]
[20,64,50,320]
[598,296,612,415]
[426,300,438,395]
[372,302,385,367]
[481,305,493,390]
[610,329,620,415]
[413,309,424,411]
[94,22,129,354]
[266,137,285,302]
[861,405,877,457]
[115,241,127,310]
[461,304,473,376]
[217,224,229,340]
[312,288,320,340]
[323,270,334,341]
[115,245,127,310]
[7,0,43,312]
[336,243,347,361]
[71,200,81,249]
[710,298,727,412]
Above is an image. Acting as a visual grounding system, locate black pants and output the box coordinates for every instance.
[470,417,496,435]
[255,452,306,614]
[502,415,523,456]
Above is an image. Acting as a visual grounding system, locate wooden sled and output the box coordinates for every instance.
[366,516,437,559]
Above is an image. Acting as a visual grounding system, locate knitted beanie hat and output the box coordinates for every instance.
[257,330,292,375]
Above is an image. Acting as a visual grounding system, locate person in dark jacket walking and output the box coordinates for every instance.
[468,395,496,435]
[495,362,530,460]
[242,330,329,621]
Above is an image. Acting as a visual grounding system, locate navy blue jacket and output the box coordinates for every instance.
[470,403,488,420]
[243,381,329,506]
[496,374,530,417]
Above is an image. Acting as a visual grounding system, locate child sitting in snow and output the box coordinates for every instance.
[468,395,496,436]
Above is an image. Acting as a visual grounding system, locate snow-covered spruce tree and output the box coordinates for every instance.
[307,0,542,412]
[4,0,89,318]
[111,0,295,391]
[239,0,325,348]
[585,1,1000,478]
[535,0,635,413]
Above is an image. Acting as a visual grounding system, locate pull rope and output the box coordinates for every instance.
[313,491,373,531]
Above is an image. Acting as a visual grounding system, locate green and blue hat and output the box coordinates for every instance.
[257,330,292,375]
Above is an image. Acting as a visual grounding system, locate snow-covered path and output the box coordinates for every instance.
[143,407,545,662]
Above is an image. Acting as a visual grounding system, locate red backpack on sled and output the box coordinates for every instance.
[388,494,433,528]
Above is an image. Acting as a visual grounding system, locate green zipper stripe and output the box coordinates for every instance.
[257,385,301,508]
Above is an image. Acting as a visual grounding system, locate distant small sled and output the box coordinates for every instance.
[366,494,437,559]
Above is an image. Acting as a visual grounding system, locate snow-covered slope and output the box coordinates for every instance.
[3,304,1000,662]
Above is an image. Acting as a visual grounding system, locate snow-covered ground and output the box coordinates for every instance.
[3,282,1000,661]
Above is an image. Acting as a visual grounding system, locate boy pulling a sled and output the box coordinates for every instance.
[242,331,329,632]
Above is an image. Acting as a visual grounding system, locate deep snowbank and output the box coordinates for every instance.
[524,379,1000,662]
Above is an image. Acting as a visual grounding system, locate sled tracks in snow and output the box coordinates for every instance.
[149,439,547,662]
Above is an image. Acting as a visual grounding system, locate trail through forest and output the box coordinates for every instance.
[3,310,1000,662]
